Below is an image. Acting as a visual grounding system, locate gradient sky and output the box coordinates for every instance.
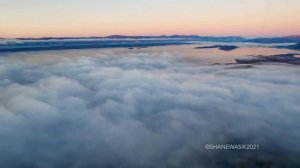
[0,0,300,38]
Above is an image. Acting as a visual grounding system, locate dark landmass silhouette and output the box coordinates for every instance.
[280,43,300,50]
[0,36,245,52]
[6,35,246,42]
[274,43,300,51]
[1,35,300,52]
[246,35,300,44]
[235,53,300,65]
[195,45,239,51]
[0,40,187,52]
[1,35,299,43]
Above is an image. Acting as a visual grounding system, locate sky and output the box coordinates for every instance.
[0,0,300,38]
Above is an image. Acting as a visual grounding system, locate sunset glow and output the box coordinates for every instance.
[1,0,300,38]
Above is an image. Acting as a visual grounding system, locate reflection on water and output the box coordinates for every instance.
[2,43,300,65]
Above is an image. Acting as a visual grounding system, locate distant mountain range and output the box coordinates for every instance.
[1,35,298,44]
[11,35,246,42]
[105,35,246,42]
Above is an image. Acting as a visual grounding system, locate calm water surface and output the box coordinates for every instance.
[1,43,299,65]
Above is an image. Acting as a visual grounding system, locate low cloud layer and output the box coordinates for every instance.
[0,52,300,168]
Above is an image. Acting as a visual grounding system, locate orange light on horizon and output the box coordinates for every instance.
[1,0,300,38]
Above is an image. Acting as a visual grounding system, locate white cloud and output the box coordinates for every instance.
[0,52,300,168]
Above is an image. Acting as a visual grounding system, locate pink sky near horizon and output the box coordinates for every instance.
[0,0,299,38]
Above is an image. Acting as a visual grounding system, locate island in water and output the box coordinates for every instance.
[195,45,239,51]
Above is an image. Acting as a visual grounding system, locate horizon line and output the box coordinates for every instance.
[1,34,300,40]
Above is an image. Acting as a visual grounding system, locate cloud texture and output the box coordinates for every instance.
[0,52,300,168]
